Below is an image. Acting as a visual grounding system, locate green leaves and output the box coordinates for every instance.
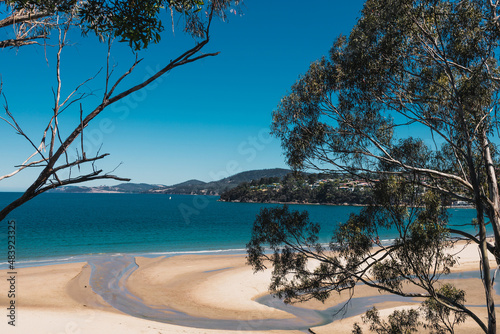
[246,205,337,303]
[359,307,422,334]
[105,0,165,50]
[353,284,467,334]
[7,0,239,50]
[421,284,467,334]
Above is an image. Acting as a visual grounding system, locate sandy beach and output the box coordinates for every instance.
[1,241,498,334]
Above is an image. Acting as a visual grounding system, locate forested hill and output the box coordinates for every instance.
[147,168,292,195]
[219,173,373,205]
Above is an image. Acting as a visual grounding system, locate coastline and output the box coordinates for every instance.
[218,198,368,206]
[218,198,475,209]
[1,241,498,333]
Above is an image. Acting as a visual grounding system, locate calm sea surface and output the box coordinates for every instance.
[0,192,480,268]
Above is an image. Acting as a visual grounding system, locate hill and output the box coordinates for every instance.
[219,172,373,205]
[219,168,291,184]
[49,183,169,193]
[49,168,291,195]
[147,168,291,195]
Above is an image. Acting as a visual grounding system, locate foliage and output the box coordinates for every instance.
[352,285,467,334]
[366,307,420,334]
[2,0,242,49]
[247,205,326,303]
[249,0,500,332]
[358,307,422,334]
[420,284,467,334]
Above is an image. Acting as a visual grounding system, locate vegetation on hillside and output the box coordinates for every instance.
[220,172,373,204]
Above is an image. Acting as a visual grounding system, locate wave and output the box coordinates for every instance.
[0,255,86,269]
[141,248,248,257]
[0,248,250,270]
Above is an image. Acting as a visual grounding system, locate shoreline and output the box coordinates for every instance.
[218,198,476,209]
[1,241,498,333]
[0,233,489,270]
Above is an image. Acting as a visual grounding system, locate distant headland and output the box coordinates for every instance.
[48,168,292,196]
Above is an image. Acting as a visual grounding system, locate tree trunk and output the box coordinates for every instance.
[478,211,496,334]
[471,173,496,334]
[482,132,500,264]
[467,133,496,333]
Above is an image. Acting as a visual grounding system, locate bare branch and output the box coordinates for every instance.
[51,153,109,174]
[0,158,46,181]
[0,35,46,48]
[36,171,131,195]
[0,10,51,29]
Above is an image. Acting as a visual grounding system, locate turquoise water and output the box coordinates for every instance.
[0,192,480,268]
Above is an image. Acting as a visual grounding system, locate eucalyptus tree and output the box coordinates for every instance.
[0,0,242,221]
[247,0,500,333]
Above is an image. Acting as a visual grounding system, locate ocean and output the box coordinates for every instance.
[0,192,480,268]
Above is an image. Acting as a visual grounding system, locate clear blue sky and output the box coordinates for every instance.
[0,1,365,191]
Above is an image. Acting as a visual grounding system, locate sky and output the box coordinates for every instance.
[0,0,366,191]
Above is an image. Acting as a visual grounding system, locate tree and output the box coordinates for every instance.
[0,0,241,222]
[247,0,500,333]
